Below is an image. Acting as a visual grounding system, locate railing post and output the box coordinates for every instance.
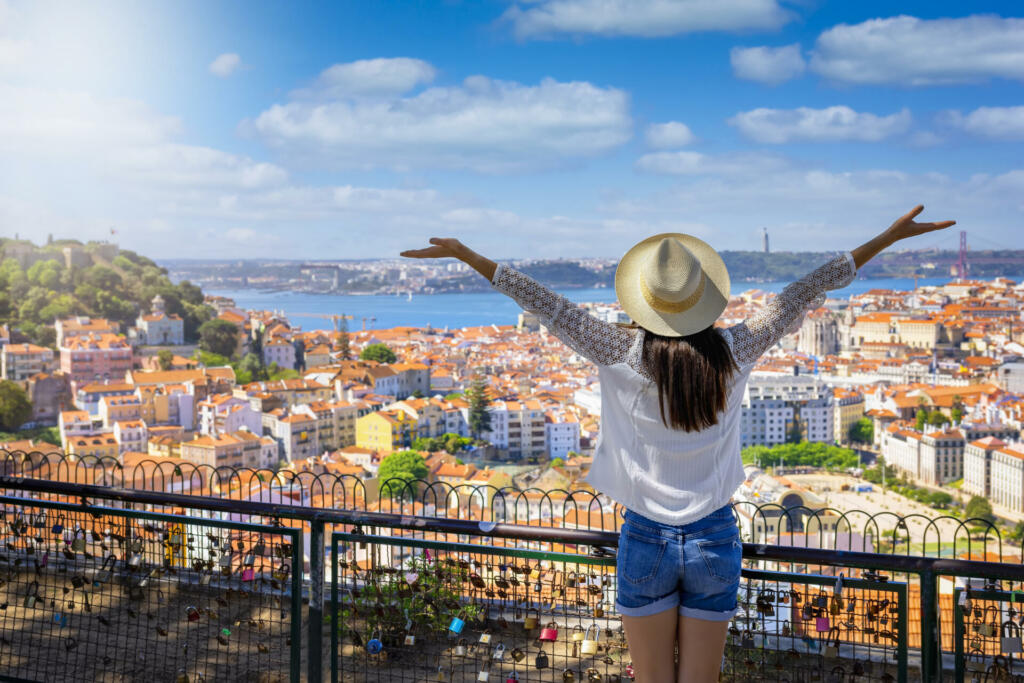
[308,519,325,683]
[919,569,939,682]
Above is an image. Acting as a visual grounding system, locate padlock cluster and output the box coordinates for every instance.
[336,547,635,681]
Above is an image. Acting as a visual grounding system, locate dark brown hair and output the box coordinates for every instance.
[638,325,738,431]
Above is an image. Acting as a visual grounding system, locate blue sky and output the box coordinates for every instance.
[1,0,1022,260]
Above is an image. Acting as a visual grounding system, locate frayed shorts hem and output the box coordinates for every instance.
[614,593,677,617]
[679,604,738,622]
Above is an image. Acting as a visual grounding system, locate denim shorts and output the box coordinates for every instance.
[614,504,741,621]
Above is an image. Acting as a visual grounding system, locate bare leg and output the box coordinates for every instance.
[622,607,678,683]
[677,615,729,683]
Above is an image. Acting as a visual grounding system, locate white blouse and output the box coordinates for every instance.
[490,251,858,526]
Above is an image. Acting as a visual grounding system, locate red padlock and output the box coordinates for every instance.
[539,621,559,642]
[186,606,200,622]
[506,673,518,683]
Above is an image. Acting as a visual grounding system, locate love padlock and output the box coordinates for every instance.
[571,625,585,642]
[477,660,491,682]
[815,615,831,633]
[51,514,64,536]
[479,629,492,644]
[404,631,416,646]
[187,606,200,622]
[539,621,559,642]
[71,529,86,552]
[449,614,466,635]
[581,625,600,656]
[366,631,383,655]
[24,580,40,608]
[454,638,468,657]
[506,672,519,683]
[523,609,539,631]
[492,643,506,661]
[535,649,549,669]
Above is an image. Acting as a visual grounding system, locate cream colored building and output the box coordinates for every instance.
[833,388,865,445]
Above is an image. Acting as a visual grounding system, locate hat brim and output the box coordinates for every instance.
[614,233,731,337]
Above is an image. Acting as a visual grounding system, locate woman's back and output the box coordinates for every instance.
[489,250,857,525]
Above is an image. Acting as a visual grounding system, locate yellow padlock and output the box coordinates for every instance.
[523,609,539,631]
[581,625,600,656]
[571,625,585,642]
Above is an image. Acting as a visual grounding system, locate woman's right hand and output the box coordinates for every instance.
[884,205,956,242]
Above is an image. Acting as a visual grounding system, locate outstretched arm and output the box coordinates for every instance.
[401,238,636,366]
[727,205,955,366]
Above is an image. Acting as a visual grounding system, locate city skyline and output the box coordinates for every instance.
[1,1,1023,260]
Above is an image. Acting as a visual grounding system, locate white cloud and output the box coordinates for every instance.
[944,106,1024,140]
[636,150,791,176]
[810,15,1024,86]
[730,44,805,85]
[209,53,242,78]
[728,106,911,143]
[644,121,695,149]
[604,164,1019,252]
[245,68,633,173]
[293,58,436,99]
[225,227,258,243]
[502,0,792,39]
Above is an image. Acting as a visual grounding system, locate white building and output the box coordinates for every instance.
[112,420,148,455]
[739,375,834,448]
[545,410,581,459]
[263,338,297,370]
[198,394,262,437]
[134,295,184,346]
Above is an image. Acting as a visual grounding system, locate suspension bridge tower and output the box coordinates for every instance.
[955,230,969,281]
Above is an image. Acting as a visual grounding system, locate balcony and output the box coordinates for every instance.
[0,449,1022,682]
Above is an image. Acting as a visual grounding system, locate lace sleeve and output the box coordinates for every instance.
[490,263,637,367]
[727,252,857,366]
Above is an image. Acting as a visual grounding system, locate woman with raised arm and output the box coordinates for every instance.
[401,205,954,683]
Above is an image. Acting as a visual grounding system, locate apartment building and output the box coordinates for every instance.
[1,343,56,381]
[484,399,547,459]
[391,398,445,439]
[197,394,261,436]
[59,333,133,385]
[263,338,297,370]
[545,410,581,459]
[965,436,1011,499]
[55,317,118,348]
[355,409,415,454]
[263,411,319,463]
[739,376,835,448]
[988,443,1024,513]
[98,395,142,428]
[833,388,865,445]
[180,430,266,469]
[67,434,118,460]
[884,422,1019,487]
[112,420,148,455]
[59,410,95,449]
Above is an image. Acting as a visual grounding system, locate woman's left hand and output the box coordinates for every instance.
[400,237,467,260]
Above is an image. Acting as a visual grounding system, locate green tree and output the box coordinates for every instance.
[786,415,803,444]
[848,417,874,444]
[412,436,442,452]
[377,450,429,498]
[198,319,239,358]
[915,408,928,431]
[550,457,565,469]
[157,349,174,371]
[0,380,33,431]
[466,375,492,441]
[1009,521,1024,542]
[443,433,472,454]
[237,353,265,383]
[928,411,950,427]
[411,389,424,398]
[965,496,996,524]
[360,343,396,364]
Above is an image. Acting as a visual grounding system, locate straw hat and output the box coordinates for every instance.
[614,233,730,337]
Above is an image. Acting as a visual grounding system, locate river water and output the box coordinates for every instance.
[206,276,976,332]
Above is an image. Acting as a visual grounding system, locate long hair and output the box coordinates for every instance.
[631,324,738,432]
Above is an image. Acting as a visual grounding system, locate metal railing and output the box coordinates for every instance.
[1,471,1024,680]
